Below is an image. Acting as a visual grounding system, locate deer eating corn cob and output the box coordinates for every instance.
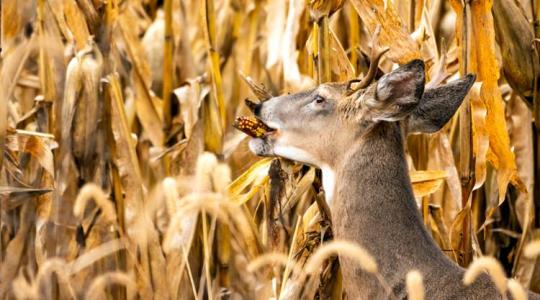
[233,116,274,138]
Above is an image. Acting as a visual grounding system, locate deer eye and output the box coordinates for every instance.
[314,95,325,104]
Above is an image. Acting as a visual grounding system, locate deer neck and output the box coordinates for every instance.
[327,122,460,298]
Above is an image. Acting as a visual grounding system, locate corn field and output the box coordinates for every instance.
[1,0,540,299]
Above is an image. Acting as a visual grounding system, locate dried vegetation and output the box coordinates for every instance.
[1,0,540,299]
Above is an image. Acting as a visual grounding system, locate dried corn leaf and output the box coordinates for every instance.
[470,82,489,190]
[410,170,447,198]
[228,158,273,204]
[47,0,74,44]
[508,95,535,283]
[451,0,525,203]
[470,0,525,201]
[1,0,29,43]
[282,0,314,89]
[284,168,316,211]
[37,0,60,103]
[0,203,36,298]
[0,186,53,195]
[203,0,226,131]
[265,0,287,69]
[410,170,447,182]
[349,0,421,64]
[449,206,470,264]
[329,28,355,81]
[105,73,145,216]
[6,134,54,176]
[0,39,35,173]
[117,15,164,146]
[302,201,321,232]
[63,0,91,49]
[174,79,209,140]
[427,132,462,220]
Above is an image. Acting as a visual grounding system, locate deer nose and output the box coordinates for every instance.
[245,99,263,116]
[253,103,263,116]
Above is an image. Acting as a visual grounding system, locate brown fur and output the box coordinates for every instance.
[333,122,500,299]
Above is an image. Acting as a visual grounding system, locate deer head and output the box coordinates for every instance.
[247,60,475,171]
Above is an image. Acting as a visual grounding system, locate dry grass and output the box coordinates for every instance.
[508,278,528,300]
[2,0,540,299]
[463,256,508,296]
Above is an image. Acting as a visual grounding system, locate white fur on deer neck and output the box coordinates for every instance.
[273,145,335,205]
[321,166,336,205]
[273,145,316,164]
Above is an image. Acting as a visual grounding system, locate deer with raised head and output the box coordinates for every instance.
[236,57,540,298]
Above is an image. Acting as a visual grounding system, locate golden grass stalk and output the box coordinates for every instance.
[463,257,507,296]
[117,16,164,147]
[202,0,226,129]
[456,0,474,266]
[36,0,56,104]
[212,163,231,194]
[249,252,302,300]
[163,203,201,253]
[347,4,360,75]
[242,3,261,75]
[63,0,90,48]
[406,270,424,300]
[201,210,214,300]
[304,240,377,275]
[12,275,38,300]
[524,240,540,258]
[507,279,528,300]
[162,0,174,130]
[166,191,260,259]
[279,280,303,300]
[309,21,318,78]
[180,245,199,299]
[214,162,232,290]
[247,252,299,275]
[105,73,145,188]
[317,16,331,83]
[195,152,218,192]
[86,272,137,300]
[293,240,379,299]
[162,177,180,217]
[228,158,272,198]
[36,259,76,299]
[73,183,117,223]
[69,239,127,274]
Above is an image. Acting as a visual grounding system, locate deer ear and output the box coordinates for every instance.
[372,60,426,121]
[407,74,476,133]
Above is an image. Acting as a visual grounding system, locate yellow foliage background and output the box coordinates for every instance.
[1,0,540,298]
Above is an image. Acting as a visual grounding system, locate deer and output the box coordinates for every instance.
[235,53,540,298]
